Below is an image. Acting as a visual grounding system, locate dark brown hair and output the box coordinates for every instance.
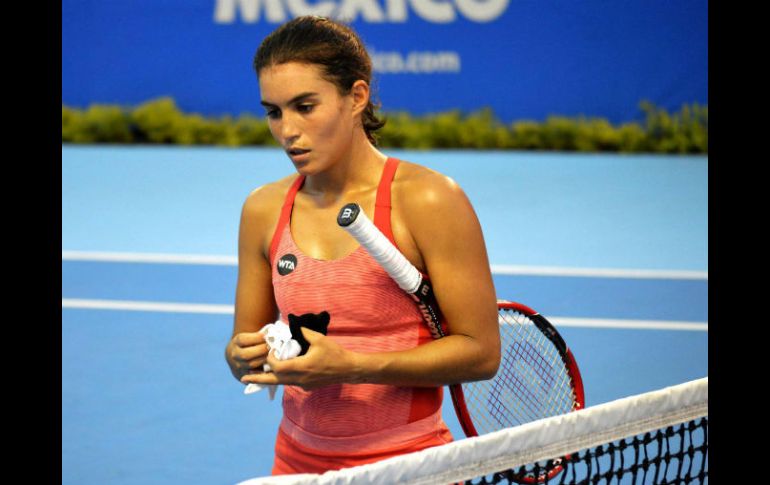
[253,16,386,145]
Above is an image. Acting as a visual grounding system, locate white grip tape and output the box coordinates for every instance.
[342,209,422,294]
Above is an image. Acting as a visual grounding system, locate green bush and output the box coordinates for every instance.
[61,98,707,153]
[178,114,239,146]
[61,105,79,142]
[424,110,464,148]
[640,100,708,154]
[379,111,432,149]
[616,123,651,153]
[62,104,133,143]
[234,114,277,146]
[130,97,186,144]
[380,108,523,150]
[509,121,544,150]
[457,108,508,149]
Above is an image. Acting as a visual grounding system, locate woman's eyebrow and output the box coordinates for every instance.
[260,92,319,108]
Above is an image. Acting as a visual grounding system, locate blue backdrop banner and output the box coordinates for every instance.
[62,0,707,123]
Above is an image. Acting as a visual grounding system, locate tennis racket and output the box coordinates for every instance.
[337,202,584,484]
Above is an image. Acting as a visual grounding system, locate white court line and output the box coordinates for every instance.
[61,250,238,266]
[550,316,707,332]
[61,298,707,331]
[62,251,707,280]
[61,298,234,315]
[490,264,707,280]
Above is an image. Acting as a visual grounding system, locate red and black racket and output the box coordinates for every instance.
[337,203,584,483]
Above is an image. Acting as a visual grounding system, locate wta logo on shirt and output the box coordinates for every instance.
[277,254,297,275]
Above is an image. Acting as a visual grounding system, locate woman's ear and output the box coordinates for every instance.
[350,80,370,117]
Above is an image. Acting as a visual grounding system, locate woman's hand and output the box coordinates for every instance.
[239,328,360,390]
[226,331,270,381]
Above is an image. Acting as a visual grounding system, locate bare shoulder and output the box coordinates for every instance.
[240,174,299,256]
[242,174,297,219]
[392,160,471,215]
[390,158,489,280]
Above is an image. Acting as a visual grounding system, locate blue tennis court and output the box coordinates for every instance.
[61,146,707,485]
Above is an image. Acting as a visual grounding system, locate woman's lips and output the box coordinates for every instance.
[287,148,311,164]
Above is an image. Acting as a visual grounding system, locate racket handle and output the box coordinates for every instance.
[337,203,422,294]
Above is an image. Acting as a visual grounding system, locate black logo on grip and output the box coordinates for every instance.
[337,203,360,227]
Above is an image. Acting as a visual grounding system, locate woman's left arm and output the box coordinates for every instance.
[241,171,501,389]
[360,170,502,384]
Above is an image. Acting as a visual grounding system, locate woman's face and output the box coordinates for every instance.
[259,62,356,175]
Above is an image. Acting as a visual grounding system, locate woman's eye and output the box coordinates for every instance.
[297,104,314,113]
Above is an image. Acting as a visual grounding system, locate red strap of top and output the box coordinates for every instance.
[268,157,400,263]
[269,175,305,264]
[374,157,400,246]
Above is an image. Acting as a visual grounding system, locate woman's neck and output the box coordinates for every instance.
[302,131,387,203]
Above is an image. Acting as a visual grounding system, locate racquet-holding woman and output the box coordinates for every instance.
[225,15,500,475]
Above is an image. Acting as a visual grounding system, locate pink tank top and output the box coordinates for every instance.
[268,157,448,455]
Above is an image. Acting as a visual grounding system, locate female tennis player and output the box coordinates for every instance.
[225,15,500,475]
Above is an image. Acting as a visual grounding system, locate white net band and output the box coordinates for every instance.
[237,377,707,485]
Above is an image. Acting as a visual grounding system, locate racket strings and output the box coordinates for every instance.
[461,309,577,435]
[505,313,575,417]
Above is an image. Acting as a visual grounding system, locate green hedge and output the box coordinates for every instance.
[62,97,707,153]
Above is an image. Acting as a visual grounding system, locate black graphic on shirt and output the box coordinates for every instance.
[288,311,331,356]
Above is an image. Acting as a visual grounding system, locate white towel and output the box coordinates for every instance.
[243,321,302,400]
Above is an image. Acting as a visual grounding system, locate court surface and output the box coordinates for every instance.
[62,146,707,485]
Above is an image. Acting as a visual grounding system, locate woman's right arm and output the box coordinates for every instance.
[225,187,281,382]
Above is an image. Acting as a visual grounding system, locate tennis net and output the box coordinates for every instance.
[238,377,707,485]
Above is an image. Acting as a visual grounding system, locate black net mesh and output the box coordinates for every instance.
[467,417,708,485]
[236,379,708,485]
